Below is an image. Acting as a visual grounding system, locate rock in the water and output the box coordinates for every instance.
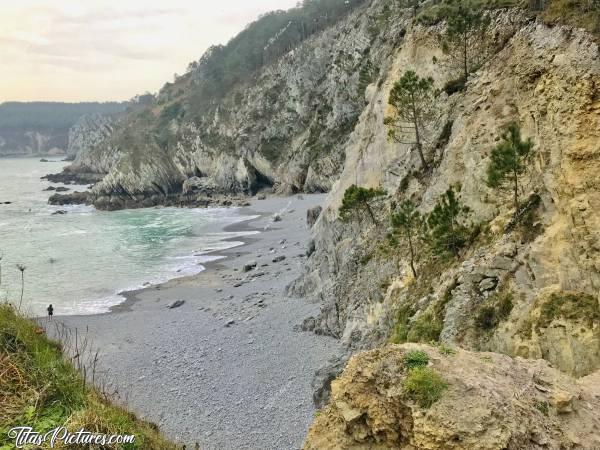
[272,255,286,263]
[48,191,89,206]
[243,261,258,272]
[306,206,323,228]
[272,213,282,222]
[52,210,68,215]
[167,300,185,309]
[257,193,267,200]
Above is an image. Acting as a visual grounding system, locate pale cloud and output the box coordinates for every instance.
[0,0,298,102]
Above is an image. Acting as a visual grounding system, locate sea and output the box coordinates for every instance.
[0,158,257,316]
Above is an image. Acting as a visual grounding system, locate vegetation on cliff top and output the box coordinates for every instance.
[173,0,368,119]
[0,305,175,449]
[416,0,600,35]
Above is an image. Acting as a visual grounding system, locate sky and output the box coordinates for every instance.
[0,0,298,103]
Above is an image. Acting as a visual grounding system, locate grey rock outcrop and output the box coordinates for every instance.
[306,206,323,228]
[292,10,600,378]
[67,113,115,160]
[57,0,406,209]
[306,344,600,450]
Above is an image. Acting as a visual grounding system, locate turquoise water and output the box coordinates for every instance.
[0,158,257,316]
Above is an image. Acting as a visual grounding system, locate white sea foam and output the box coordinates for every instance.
[0,158,262,317]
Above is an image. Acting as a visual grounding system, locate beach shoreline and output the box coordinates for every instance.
[109,204,267,315]
[51,194,341,450]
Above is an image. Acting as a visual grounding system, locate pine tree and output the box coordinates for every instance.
[486,123,534,213]
[426,189,470,257]
[391,200,423,278]
[339,185,386,226]
[385,71,436,170]
[441,4,491,81]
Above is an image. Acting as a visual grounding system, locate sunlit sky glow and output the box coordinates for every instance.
[0,0,298,102]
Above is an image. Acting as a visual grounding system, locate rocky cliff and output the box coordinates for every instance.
[0,102,126,157]
[292,5,600,383]
[47,0,600,445]
[67,113,116,160]
[54,0,405,209]
[305,344,600,449]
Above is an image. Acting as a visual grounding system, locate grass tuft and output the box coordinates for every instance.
[402,367,448,408]
[403,350,430,369]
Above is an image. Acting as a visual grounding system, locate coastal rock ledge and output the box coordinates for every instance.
[304,344,600,450]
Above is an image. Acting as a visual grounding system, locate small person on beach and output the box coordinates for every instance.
[47,304,54,319]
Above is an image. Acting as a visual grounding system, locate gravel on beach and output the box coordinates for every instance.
[54,194,341,450]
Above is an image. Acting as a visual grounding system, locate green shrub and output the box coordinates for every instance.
[390,304,445,345]
[538,292,600,330]
[539,0,600,35]
[407,312,443,343]
[475,291,514,331]
[403,350,429,369]
[339,185,386,225]
[475,306,498,330]
[497,292,514,318]
[403,367,448,408]
[390,304,415,344]
[425,188,472,258]
[438,344,456,356]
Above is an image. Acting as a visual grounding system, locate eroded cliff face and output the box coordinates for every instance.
[63,1,411,209]
[67,113,116,160]
[292,9,600,382]
[304,344,600,449]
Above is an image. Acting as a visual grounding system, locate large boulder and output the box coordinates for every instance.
[305,344,600,450]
